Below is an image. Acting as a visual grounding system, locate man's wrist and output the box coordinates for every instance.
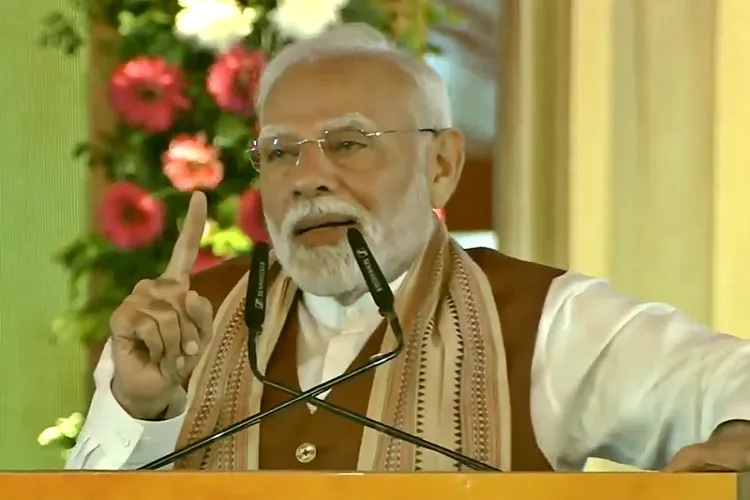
[111,379,172,421]
[141,406,170,421]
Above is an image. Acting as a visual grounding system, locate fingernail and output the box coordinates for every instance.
[176,356,185,371]
[183,341,198,356]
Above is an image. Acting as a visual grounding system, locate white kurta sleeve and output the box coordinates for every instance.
[64,339,187,470]
[531,272,750,471]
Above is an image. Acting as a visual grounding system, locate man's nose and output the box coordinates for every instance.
[291,143,338,199]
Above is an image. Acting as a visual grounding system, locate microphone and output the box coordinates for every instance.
[244,228,497,471]
[140,230,497,471]
[345,228,395,317]
[244,241,269,334]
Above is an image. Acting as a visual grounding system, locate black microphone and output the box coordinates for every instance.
[244,229,497,471]
[244,241,269,334]
[346,228,395,316]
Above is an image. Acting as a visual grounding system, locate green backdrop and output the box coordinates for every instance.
[0,0,88,469]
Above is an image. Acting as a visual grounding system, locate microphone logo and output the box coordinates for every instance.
[254,260,266,311]
[354,247,384,293]
[245,242,270,334]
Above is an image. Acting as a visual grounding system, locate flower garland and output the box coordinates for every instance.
[40,0,454,346]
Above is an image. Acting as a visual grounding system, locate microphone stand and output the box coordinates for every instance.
[138,337,403,470]
[246,312,498,471]
[140,229,499,472]
[245,229,497,471]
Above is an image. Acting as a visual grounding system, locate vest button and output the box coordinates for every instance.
[295,443,317,463]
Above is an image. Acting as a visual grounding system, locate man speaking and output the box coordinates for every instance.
[67,23,750,472]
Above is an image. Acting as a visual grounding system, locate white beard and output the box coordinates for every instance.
[265,175,435,300]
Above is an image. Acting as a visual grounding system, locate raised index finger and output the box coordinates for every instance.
[163,191,208,281]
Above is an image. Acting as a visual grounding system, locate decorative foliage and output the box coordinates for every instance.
[37,412,84,460]
[40,0,453,345]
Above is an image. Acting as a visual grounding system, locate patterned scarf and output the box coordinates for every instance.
[174,220,512,471]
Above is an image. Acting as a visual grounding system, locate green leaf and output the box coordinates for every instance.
[58,436,77,449]
[50,306,113,344]
[341,0,388,29]
[444,9,465,25]
[75,0,109,23]
[146,31,185,65]
[117,11,137,36]
[400,25,426,54]
[71,141,91,162]
[112,131,150,179]
[121,0,154,11]
[426,43,444,55]
[149,10,173,26]
[425,2,463,27]
[216,194,240,227]
[55,238,89,268]
[211,227,251,257]
[257,21,281,54]
[424,4,440,25]
[39,11,84,56]
[126,130,147,150]
[111,152,143,179]
[160,43,186,66]
[213,114,250,149]
[55,237,113,304]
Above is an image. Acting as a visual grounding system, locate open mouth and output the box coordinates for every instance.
[293,215,358,236]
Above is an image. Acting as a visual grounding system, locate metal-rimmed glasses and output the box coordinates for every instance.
[248,126,440,172]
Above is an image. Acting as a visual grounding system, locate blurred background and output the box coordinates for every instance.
[1,0,749,470]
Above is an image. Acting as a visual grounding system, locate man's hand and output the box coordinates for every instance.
[109,191,214,420]
[663,421,750,472]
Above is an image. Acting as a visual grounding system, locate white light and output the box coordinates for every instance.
[451,230,498,250]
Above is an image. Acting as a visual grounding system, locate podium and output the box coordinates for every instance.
[0,472,749,500]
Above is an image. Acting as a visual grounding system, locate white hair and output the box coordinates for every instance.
[256,23,452,128]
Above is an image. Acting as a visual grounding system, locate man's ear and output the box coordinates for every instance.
[427,128,465,208]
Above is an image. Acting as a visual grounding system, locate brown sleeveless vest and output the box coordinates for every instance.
[191,247,565,471]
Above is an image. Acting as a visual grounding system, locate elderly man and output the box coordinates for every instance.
[67,23,750,472]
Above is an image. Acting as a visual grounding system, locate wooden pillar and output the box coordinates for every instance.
[86,23,119,391]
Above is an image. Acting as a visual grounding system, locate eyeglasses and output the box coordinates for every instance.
[247,126,440,172]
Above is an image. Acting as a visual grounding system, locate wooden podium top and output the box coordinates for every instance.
[0,472,748,500]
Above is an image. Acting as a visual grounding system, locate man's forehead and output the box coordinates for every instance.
[258,112,379,139]
[258,55,421,138]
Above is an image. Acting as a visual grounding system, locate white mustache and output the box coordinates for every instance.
[280,198,370,237]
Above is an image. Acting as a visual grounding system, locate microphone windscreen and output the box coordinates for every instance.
[245,242,270,332]
[346,228,395,313]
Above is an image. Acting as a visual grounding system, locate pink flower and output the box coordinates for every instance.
[98,182,165,250]
[434,208,445,221]
[207,46,265,115]
[238,188,269,243]
[162,134,224,191]
[109,57,190,133]
[192,249,226,275]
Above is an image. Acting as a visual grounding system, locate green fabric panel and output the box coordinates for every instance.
[0,0,88,469]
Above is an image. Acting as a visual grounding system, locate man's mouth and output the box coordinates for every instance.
[293,214,358,236]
